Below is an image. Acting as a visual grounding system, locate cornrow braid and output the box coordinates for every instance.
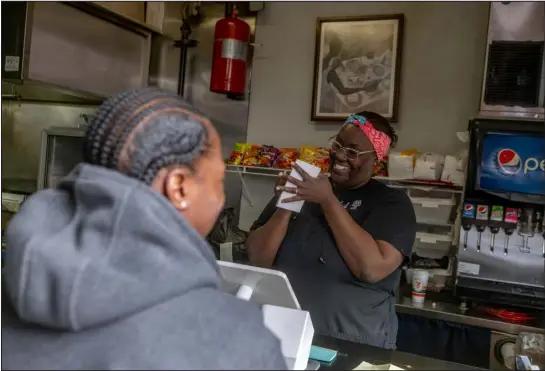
[85,88,177,166]
[84,88,144,164]
[101,89,167,168]
[83,87,209,185]
[85,91,126,165]
[111,98,196,171]
[127,113,206,183]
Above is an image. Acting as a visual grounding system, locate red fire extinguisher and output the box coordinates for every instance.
[210,8,251,98]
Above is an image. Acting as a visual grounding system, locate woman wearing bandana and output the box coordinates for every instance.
[246,111,416,350]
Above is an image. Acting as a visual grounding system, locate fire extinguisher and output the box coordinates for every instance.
[210,8,251,99]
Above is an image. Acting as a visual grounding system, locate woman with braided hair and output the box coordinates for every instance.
[2,88,286,370]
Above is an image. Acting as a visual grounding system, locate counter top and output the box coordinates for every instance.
[395,295,545,335]
[312,335,482,370]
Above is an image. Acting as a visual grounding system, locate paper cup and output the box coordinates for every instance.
[412,269,429,304]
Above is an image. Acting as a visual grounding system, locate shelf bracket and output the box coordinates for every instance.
[237,170,254,207]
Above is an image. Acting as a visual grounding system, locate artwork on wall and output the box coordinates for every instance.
[311,14,404,122]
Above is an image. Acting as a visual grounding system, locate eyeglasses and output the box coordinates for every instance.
[330,140,375,160]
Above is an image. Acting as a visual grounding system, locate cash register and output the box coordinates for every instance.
[217,261,315,370]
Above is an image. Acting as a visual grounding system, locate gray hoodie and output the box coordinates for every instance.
[2,164,287,370]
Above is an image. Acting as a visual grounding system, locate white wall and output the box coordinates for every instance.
[238,1,490,230]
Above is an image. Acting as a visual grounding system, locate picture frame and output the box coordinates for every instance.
[310,14,404,123]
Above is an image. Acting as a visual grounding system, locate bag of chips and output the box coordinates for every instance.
[372,155,389,177]
[273,148,298,169]
[299,146,330,173]
[258,145,281,167]
[241,145,262,166]
[227,143,249,165]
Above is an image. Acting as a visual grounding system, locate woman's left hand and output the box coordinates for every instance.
[276,163,335,206]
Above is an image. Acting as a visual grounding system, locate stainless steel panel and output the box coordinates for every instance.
[186,4,255,225]
[148,34,180,93]
[150,3,256,225]
[36,128,85,190]
[396,296,545,335]
[92,2,146,23]
[479,2,545,120]
[456,227,544,288]
[27,2,150,98]
[487,2,544,42]
[1,101,96,193]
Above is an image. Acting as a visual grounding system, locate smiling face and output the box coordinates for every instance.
[330,124,378,189]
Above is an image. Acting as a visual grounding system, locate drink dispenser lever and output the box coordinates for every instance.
[538,211,545,258]
[517,208,535,252]
[542,218,544,259]
[489,206,504,253]
[462,224,472,250]
[489,226,499,253]
[476,225,486,253]
[475,205,489,253]
[461,203,476,250]
[503,208,518,256]
[504,229,514,256]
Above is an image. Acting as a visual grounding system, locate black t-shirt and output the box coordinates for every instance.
[250,179,416,349]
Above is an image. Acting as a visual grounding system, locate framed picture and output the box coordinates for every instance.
[311,14,404,122]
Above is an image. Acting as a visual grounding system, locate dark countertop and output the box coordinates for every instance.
[312,335,483,370]
[395,286,545,335]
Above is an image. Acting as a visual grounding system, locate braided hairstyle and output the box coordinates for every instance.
[356,111,398,148]
[83,87,209,185]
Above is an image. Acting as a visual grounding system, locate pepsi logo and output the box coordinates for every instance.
[478,206,487,213]
[464,204,474,211]
[497,149,522,175]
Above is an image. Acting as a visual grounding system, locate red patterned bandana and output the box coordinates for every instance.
[344,114,391,161]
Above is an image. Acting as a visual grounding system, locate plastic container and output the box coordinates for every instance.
[404,267,413,285]
[405,267,451,292]
[414,232,453,259]
[410,197,455,224]
[413,152,445,181]
[415,223,452,235]
[409,187,456,200]
[388,152,415,179]
[428,267,451,290]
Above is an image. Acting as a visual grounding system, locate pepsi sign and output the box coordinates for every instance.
[479,132,545,196]
[462,203,476,219]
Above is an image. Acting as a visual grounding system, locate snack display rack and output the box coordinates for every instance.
[226,164,463,192]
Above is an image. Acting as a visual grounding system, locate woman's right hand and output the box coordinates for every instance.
[274,171,288,197]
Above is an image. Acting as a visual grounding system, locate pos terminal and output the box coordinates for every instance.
[217,261,315,370]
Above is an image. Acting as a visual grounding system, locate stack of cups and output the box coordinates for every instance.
[411,269,429,307]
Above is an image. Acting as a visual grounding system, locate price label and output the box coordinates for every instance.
[458,262,480,276]
[4,56,20,72]
[221,39,247,61]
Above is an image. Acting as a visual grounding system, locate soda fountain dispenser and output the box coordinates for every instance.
[455,118,544,310]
